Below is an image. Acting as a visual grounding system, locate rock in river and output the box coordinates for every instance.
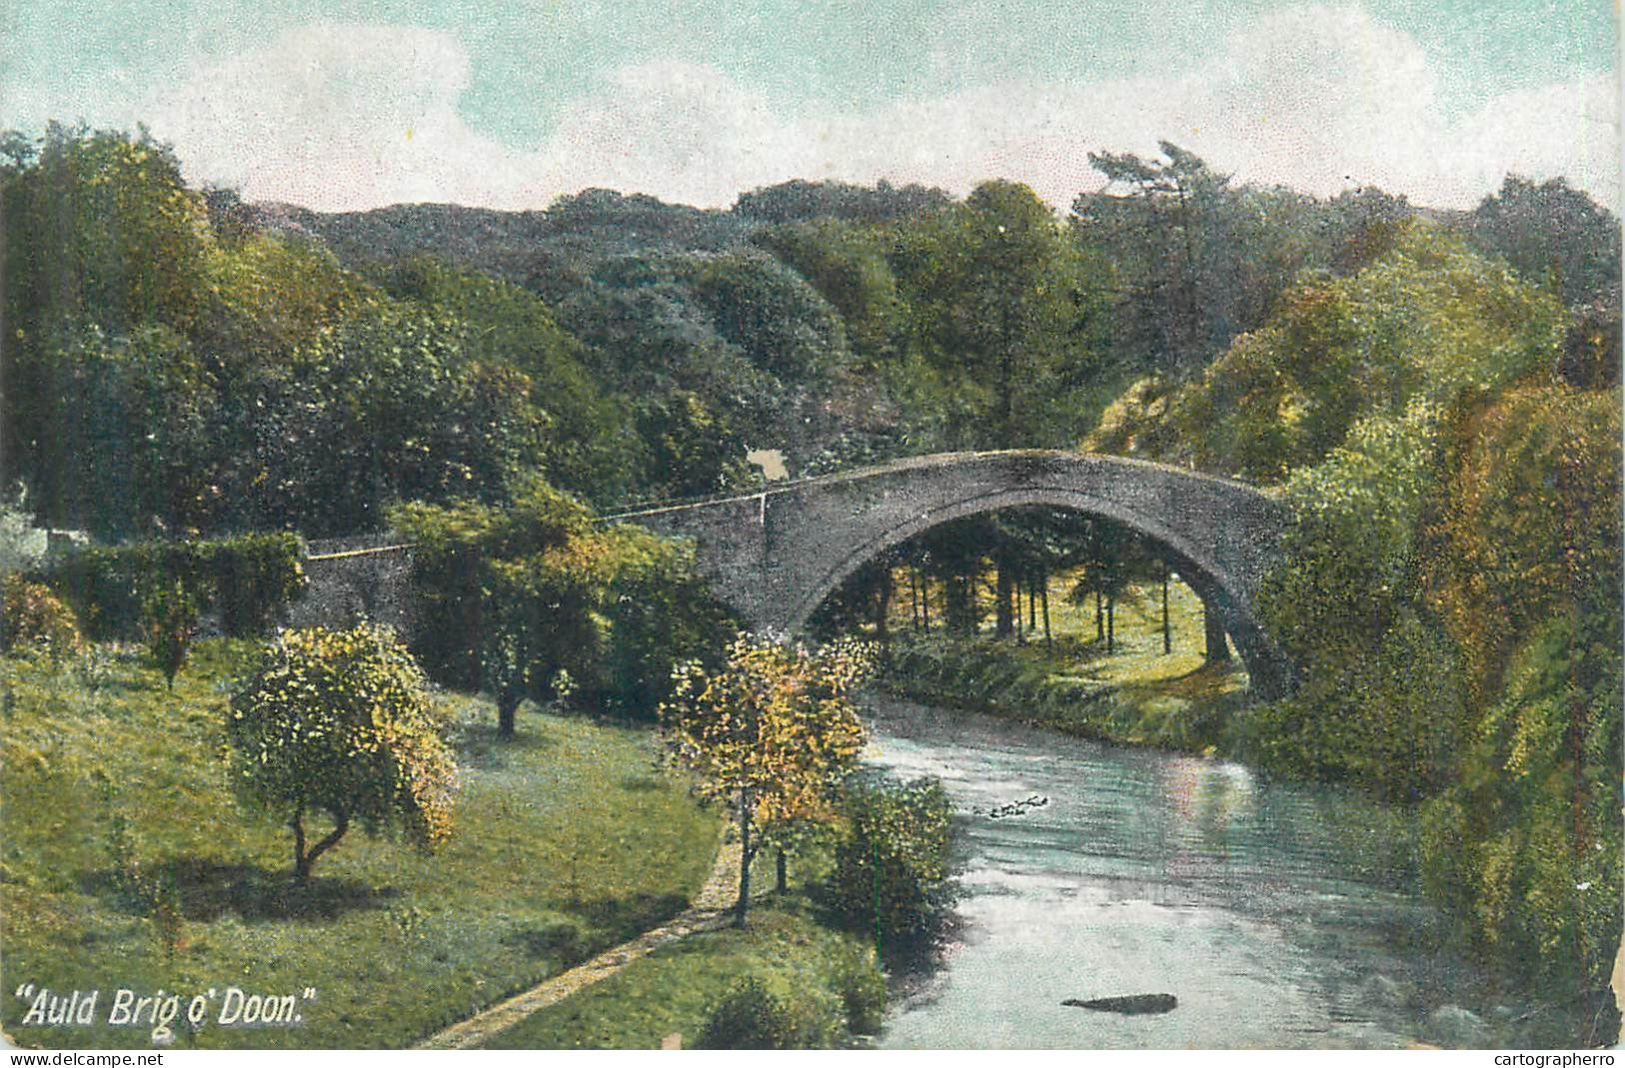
[1062,994,1178,1015]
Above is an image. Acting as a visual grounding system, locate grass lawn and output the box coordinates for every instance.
[482,881,877,1050]
[0,640,721,1050]
[1037,572,1219,684]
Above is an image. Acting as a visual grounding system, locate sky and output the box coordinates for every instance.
[1,0,1618,213]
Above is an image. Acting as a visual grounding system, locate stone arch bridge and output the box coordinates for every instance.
[604,450,1296,698]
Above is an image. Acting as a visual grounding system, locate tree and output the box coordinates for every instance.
[914,517,994,635]
[481,554,596,737]
[993,506,1117,648]
[633,391,748,499]
[751,219,909,366]
[807,553,900,643]
[376,254,633,503]
[1079,142,1229,375]
[1559,295,1622,390]
[394,481,732,725]
[0,128,576,541]
[26,323,222,538]
[1088,223,1566,484]
[1065,520,1154,655]
[142,578,198,690]
[1074,144,1414,379]
[198,229,378,359]
[733,178,953,225]
[595,525,736,719]
[1323,186,1413,275]
[893,180,1104,449]
[393,480,592,690]
[272,305,547,536]
[1,123,213,341]
[227,625,458,883]
[888,182,1108,615]
[661,634,873,925]
[1467,175,1621,309]
[2,126,217,521]
[688,249,851,384]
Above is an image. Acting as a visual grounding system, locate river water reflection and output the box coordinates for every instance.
[863,694,1549,1050]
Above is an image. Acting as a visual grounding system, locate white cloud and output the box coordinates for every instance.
[147,23,532,209]
[539,61,811,208]
[1452,74,1620,209]
[140,5,1619,214]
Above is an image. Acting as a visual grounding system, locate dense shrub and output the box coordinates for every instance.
[1228,608,1467,800]
[695,976,842,1050]
[1420,611,1621,1002]
[1426,386,1622,702]
[1236,403,1472,800]
[829,776,954,951]
[393,484,733,720]
[0,571,82,656]
[1407,385,1623,1003]
[141,579,199,689]
[227,624,458,882]
[833,943,888,1035]
[209,534,311,635]
[40,532,305,640]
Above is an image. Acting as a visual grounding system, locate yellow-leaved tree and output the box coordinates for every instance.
[661,634,874,925]
[228,624,459,883]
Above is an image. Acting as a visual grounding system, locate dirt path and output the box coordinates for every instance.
[415,831,741,1049]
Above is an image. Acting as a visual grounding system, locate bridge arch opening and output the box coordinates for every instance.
[792,491,1282,696]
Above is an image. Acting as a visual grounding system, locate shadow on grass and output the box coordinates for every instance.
[503,923,590,967]
[562,891,688,941]
[1141,662,1250,700]
[84,857,400,922]
[454,721,556,772]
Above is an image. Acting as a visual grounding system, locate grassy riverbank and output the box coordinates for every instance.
[482,880,883,1049]
[0,641,720,1049]
[882,578,1251,753]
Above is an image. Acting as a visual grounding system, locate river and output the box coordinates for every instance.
[862,694,1567,1050]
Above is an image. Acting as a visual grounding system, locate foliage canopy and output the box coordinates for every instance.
[227,624,458,881]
